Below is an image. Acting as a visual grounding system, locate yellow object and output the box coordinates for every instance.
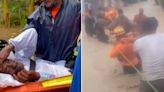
[42,75,73,88]
[29,0,35,15]
[113,26,125,36]
[3,0,8,19]
[3,0,10,31]
[74,51,78,56]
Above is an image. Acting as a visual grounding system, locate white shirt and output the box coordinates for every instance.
[134,33,164,81]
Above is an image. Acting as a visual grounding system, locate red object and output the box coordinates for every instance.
[52,6,61,18]
[51,0,62,18]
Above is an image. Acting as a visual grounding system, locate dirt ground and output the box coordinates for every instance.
[0,27,22,39]
[83,0,164,92]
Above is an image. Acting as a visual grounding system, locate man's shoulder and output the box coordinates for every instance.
[134,36,146,47]
[134,34,155,46]
[156,33,164,36]
[28,4,44,20]
[66,0,81,13]
[135,36,147,43]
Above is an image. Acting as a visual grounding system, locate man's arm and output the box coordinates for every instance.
[0,44,15,63]
[13,70,40,83]
[0,27,38,64]
[9,28,38,57]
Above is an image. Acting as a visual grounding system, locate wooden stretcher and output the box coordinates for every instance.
[0,75,72,92]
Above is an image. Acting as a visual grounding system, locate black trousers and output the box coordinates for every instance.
[123,64,140,74]
[140,79,164,92]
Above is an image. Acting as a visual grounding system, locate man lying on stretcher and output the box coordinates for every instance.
[0,53,71,86]
[0,46,70,85]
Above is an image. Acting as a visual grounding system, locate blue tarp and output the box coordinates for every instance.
[70,46,81,92]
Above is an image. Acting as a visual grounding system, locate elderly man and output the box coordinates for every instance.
[0,0,80,82]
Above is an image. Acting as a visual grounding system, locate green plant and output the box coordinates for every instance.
[8,0,28,27]
[0,0,36,28]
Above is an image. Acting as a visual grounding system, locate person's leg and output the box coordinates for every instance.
[8,28,38,71]
[151,79,164,92]
[85,17,94,37]
[123,66,137,74]
[140,81,154,92]
[95,22,109,43]
[140,79,164,92]
[14,52,31,71]
[135,63,141,71]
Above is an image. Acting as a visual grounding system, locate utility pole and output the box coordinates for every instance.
[3,0,10,31]
[29,0,34,15]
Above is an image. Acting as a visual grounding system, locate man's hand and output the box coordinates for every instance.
[13,70,40,83]
[0,44,14,63]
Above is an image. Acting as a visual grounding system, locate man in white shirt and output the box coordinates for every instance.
[134,17,164,92]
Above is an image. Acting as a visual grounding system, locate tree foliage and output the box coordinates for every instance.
[1,0,36,27]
